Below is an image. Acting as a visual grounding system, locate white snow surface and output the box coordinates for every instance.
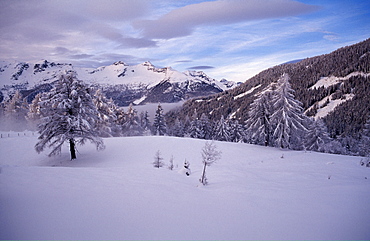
[310,72,370,89]
[314,94,355,119]
[0,134,369,240]
[233,84,262,100]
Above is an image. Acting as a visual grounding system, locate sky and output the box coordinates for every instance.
[0,0,369,82]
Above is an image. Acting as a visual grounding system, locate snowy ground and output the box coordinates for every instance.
[0,134,369,240]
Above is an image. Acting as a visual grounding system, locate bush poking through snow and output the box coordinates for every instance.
[153,150,164,168]
[360,158,370,167]
[168,155,174,170]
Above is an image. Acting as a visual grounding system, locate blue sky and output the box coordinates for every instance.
[0,0,369,82]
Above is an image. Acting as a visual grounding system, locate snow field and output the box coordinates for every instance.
[0,135,369,240]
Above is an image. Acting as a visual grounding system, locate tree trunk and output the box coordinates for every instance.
[69,138,76,160]
[201,163,207,185]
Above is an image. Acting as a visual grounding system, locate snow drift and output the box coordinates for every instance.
[0,134,369,240]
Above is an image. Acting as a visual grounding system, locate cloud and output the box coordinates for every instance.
[187,65,215,70]
[175,60,193,63]
[0,0,154,63]
[134,0,318,39]
[70,54,95,59]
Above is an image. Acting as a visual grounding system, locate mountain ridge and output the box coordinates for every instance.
[0,60,237,106]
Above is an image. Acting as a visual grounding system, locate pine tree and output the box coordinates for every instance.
[189,110,204,139]
[139,111,152,135]
[200,141,221,185]
[360,115,370,156]
[270,74,308,150]
[93,89,118,137]
[200,113,212,140]
[35,71,105,160]
[213,115,231,142]
[171,117,185,137]
[230,120,245,143]
[305,118,331,152]
[26,92,43,130]
[4,90,29,131]
[152,103,166,136]
[153,150,164,168]
[245,91,273,146]
[121,104,143,136]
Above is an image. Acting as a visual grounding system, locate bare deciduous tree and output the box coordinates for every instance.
[200,141,221,185]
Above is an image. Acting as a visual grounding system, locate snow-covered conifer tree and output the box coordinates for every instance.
[93,89,118,137]
[305,118,332,152]
[270,74,308,150]
[35,71,105,160]
[189,110,204,139]
[140,111,152,135]
[213,115,231,142]
[4,90,29,131]
[26,92,43,130]
[230,120,245,143]
[200,141,221,185]
[200,113,212,140]
[171,117,185,137]
[245,91,273,146]
[152,103,166,136]
[305,118,331,152]
[121,104,143,136]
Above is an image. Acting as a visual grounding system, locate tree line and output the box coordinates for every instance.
[1,70,369,159]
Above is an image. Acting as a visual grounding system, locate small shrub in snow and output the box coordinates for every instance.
[168,155,174,170]
[200,141,221,185]
[153,150,164,168]
[360,158,370,167]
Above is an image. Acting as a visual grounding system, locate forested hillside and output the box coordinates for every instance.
[169,38,370,143]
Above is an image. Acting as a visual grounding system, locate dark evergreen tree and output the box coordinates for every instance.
[152,103,166,136]
[139,111,152,135]
[153,150,164,168]
[35,71,105,160]
[360,115,370,156]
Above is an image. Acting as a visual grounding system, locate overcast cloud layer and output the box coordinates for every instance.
[134,0,318,39]
[0,0,369,81]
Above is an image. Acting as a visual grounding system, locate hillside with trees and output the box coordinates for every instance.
[167,38,370,154]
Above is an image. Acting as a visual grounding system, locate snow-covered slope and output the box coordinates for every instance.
[0,60,237,106]
[0,133,369,240]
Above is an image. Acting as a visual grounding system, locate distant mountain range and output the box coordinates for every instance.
[172,38,370,141]
[0,60,238,106]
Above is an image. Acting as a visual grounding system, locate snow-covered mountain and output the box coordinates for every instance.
[0,60,237,106]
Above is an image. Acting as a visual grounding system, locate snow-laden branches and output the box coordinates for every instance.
[35,71,105,160]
